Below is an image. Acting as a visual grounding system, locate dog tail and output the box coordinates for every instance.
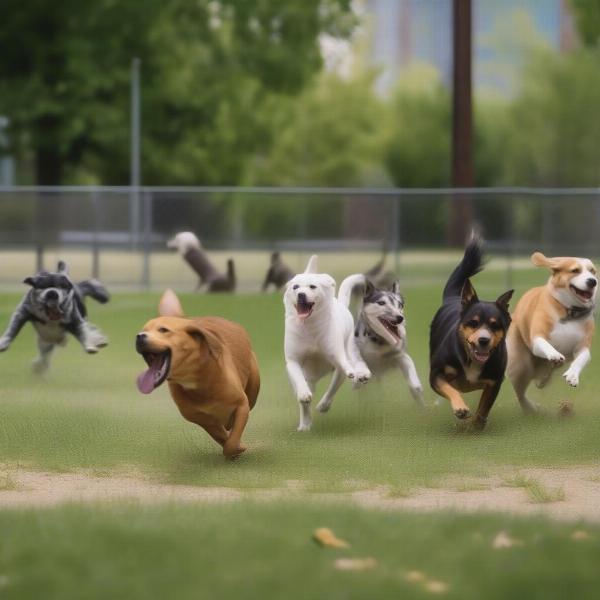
[338,274,366,308]
[77,279,111,304]
[442,236,484,300]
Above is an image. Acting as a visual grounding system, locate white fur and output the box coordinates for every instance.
[166,232,202,256]
[283,256,371,431]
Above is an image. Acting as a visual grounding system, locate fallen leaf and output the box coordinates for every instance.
[334,557,377,571]
[313,527,349,549]
[424,580,449,594]
[571,529,591,541]
[558,400,575,417]
[404,570,427,583]
[492,530,524,549]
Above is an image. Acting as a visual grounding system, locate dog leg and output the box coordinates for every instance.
[433,377,470,419]
[346,338,371,384]
[316,369,345,413]
[286,360,313,431]
[510,369,538,414]
[562,347,591,388]
[69,320,108,353]
[0,306,29,352]
[32,339,54,374]
[471,382,502,430]
[223,398,250,459]
[532,336,565,365]
[398,353,425,407]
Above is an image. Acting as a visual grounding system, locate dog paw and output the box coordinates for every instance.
[562,368,579,387]
[345,370,356,380]
[316,399,332,413]
[355,369,371,384]
[296,423,312,432]
[298,391,313,404]
[223,442,247,459]
[454,407,471,420]
[85,346,100,354]
[31,359,49,374]
[0,337,10,352]
[547,350,565,365]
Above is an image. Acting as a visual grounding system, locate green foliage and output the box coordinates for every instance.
[571,0,600,47]
[0,0,356,184]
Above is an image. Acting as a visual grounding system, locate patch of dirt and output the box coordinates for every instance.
[2,465,600,523]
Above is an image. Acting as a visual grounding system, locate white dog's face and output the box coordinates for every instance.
[167,232,201,254]
[284,273,336,320]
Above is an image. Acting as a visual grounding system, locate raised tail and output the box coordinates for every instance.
[442,236,484,300]
[77,279,111,304]
[338,273,366,308]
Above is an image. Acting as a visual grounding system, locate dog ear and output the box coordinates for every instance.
[461,279,479,308]
[531,252,564,271]
[391,281,401,296]
[304,255,318,274]
[23,276,37,287]
[320,274,336,294]
[184,324,222,360]
[158,289,184,317]
[496,289,514,312]
[57,260,68,274]
[364,279,376,298]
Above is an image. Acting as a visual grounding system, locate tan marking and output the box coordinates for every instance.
[434,377,469,414]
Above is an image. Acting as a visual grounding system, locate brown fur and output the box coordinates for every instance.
[139,289,260,458]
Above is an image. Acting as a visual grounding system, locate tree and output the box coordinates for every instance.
[0,0,356,185]
[570,0,600,46]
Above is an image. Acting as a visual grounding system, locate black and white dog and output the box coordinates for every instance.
[0,261,110,373]
[338,274,424,406]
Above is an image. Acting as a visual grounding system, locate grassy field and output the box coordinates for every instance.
[1,501,599,600]
[1,264,599,491]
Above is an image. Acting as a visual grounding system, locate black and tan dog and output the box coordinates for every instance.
[429,238,513,428]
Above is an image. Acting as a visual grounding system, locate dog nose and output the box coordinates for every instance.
[396,315,404,324]
[587,278,597,289]
[45,290,58,300]
[135,333,147,351]
[297,292,307,303]
[478,337,490,347]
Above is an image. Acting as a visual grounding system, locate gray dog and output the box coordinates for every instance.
[0,261,110,373]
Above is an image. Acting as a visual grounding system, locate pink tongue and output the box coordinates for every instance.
[136,367,157,394]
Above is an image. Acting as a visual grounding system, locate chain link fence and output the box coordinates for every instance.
[0,186,599,292]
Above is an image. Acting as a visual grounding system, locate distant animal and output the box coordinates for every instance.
[262,252,294,291]
[283,255,371,431]
[339,274,424,406]
[429,237,513,429]
[0,261,110,373]
[135,289,260,458]
[167,232,236,292]
[507,252,597,413]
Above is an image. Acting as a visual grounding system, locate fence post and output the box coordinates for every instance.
[91,190,100,279]
[141,190,152,289]
[392,194,401,276]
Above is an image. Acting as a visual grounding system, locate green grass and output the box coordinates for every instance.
[503,475,566,504]
[0,501,599,600]
[0,268,599,491]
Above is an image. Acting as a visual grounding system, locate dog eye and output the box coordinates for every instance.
[309,285,317,290]
[571,268,581,274]
[292,285,299,290]
[158,327,170,334]
[489,322,502,331]
[377,301,386,306]
[467,320,479,328]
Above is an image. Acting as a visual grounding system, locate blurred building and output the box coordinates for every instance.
[366,0,578,96]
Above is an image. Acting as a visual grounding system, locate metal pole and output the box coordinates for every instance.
[141,190,152,289]
[130,57,141,250]
[92,190,100,279]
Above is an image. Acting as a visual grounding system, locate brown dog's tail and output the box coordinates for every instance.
[158,289,184,317]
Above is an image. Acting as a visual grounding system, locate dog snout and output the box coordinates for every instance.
[395,315,404,325]
[45,289,59,301]
[135,333,148,352]
[478,336,490,347]
[297,292,307,303]
[586,278,597,289]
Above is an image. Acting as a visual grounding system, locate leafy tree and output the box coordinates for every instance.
[570,0,600,46]
[0,0,355,185]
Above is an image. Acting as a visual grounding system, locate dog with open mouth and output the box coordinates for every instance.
[0,261,109,373]
[135,289,260,458]
[506,252,597,412]
[429,237,513,429]
[283,255,371,431]
[337,274,424,406]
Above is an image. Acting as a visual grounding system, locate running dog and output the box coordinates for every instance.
[507,252,597,412]
[338,274,424,406]
[135,289,260,458]
[0,261,109,373]
[262,251,294,291]
[167,231,236,292]
[283,255,371,431]
[429,238,513,428]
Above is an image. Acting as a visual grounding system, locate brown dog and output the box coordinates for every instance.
[507,252,597,412]
[135,289,260,458]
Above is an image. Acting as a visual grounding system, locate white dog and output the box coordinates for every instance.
[284,255,372,431]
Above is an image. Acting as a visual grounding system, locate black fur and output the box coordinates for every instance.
[429,238,513,427]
